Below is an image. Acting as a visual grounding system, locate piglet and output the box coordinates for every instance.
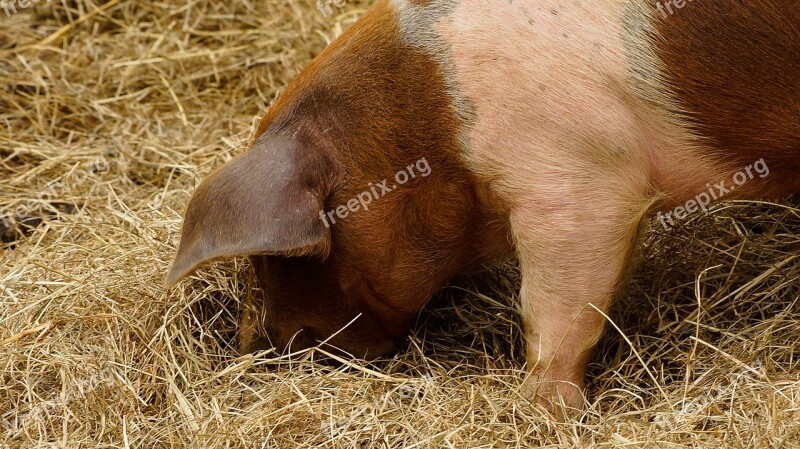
[167,0,800,413]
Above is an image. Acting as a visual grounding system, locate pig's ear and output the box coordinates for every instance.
[165,136,336,287]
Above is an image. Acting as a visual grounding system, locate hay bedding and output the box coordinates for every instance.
[0,0,798,447]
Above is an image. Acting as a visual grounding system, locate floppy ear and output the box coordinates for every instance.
[166,135,336,287]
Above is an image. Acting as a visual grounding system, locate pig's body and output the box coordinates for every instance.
[168,0,800,413]
[397,0,800,406]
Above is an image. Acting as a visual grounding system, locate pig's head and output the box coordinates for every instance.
[166,0,511,359]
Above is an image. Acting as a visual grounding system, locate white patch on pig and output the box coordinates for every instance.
[392,0,724,204]
[425,0,727,402]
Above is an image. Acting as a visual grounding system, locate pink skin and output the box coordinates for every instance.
[427,0,729,410]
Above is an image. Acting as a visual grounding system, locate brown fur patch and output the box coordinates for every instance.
[240,0,512,354]
[653,0,800,199]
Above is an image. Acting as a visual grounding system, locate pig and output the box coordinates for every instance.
[166,0,800,414]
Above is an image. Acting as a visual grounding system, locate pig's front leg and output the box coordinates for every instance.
[508,158,651,414]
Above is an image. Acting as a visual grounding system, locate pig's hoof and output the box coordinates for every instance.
[521,374,586,418]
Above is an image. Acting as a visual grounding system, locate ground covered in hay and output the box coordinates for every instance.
[1,1,798,448]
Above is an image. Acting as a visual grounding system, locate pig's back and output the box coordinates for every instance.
[397,0,799,203]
